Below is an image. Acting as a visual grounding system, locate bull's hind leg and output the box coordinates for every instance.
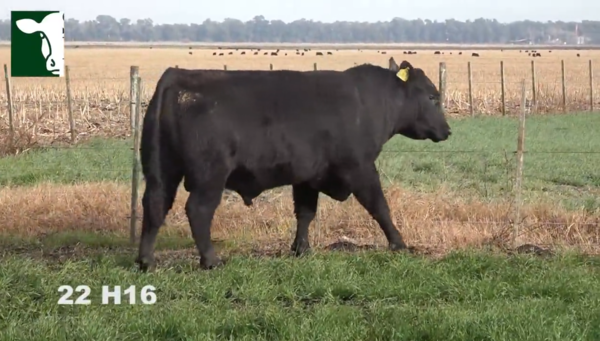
[136,164,183,272]
[185,185,224,269]
[349,164,407,251]
[291,183,319,256]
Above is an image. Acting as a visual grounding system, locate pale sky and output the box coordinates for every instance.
[1,0,598,24]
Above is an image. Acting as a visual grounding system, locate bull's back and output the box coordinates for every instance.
[173,70,381,192]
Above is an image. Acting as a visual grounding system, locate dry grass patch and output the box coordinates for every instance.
[1,182,598,253]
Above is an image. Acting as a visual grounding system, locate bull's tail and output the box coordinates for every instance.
[141,68,170,195]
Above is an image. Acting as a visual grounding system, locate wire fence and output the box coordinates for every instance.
[0,62,599,254]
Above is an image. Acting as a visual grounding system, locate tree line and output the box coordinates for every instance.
[0,15,599,44]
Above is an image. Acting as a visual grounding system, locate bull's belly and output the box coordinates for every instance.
[224,164,352,205]
[310,173,352,202]
[225,165,298,205]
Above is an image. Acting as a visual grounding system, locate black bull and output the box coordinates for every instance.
[136,57,451,271]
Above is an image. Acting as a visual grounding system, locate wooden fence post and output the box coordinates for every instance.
[129,66,139,131]
[65,65,76,143]
[590,60,594,112]
[313,63,317,71]
[270,63,273,70]
[224,65,227,70]
[513,79,527,248]
[531,60,537,113]
[468,61,474,117]
[500,61,506,116]
[561,60,566,113]
[130,76,143,245]
[3,64,14,147]
[438,62,446,113]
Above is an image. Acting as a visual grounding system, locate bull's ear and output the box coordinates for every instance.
[399,60,413,69]
[16,19,40,34]
[388,57,399,72]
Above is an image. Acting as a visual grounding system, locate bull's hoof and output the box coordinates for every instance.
[135,256,156,272]
[389,241,407,252]
[200,256,224,270]
[291,240,311,257]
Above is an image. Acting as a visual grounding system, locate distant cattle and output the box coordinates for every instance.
[459,52,462,55]
[271,52,278,56]
[434,51,441,55]
[219,53,224,56]
[327,51,333,55]
[15,12,64,76]
[213,52,216,55]
[316,52,323,56]
[472,53,480,57]
[535,52,541,57]
[188,51,192,55]
[241,51,246,55]
[135,57,452,271]
[254,52,258,55]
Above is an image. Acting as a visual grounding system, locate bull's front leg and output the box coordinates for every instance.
[348,164,407,251]
[291,183,319,256]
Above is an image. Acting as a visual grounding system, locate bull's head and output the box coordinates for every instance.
[16,12,64,76]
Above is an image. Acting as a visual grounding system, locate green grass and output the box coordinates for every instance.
[1,247,600,340]
[0,112,598,210]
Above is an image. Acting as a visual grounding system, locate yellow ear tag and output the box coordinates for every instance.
[396,68,409,82]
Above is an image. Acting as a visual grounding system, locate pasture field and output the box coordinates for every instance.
[0,44,599,339]
[0,112,598,252]
[1,246,600,340]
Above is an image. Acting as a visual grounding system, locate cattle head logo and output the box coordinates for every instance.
[11,11,64,77]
